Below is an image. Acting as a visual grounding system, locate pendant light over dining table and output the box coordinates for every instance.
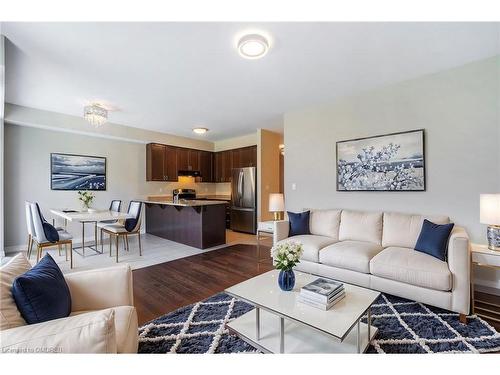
[84,104,108,127]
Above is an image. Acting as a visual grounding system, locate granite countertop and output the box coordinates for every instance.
[142,199,228,207]
[146,194,231,201]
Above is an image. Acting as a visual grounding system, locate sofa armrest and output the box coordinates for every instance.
[447,226,470,314]
[65,265,134,312]
[273,220,290,244]
[0,309,117,353]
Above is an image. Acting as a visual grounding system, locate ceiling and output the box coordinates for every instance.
[3,22,499,141]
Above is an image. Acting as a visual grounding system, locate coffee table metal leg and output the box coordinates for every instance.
[256,307,260,340]
[367,307,371,344]
[357,318,361,353]
[279,317,284,353]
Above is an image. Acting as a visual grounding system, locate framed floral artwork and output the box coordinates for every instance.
[336,129,425,191]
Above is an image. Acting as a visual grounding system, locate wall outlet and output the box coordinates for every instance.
[292,183,296,191]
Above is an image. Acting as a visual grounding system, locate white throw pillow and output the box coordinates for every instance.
[0,254,32,331]
[0,309,117,353]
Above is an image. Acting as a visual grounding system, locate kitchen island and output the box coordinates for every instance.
[143,199,227,249]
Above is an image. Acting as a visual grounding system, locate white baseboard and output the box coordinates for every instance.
[4,229,146,255]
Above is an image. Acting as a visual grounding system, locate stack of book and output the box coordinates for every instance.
[298,278,345,310]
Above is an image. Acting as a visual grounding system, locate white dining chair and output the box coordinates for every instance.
[100,201,143,263]
[30,202,75,268]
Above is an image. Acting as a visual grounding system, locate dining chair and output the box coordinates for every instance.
[25,201,66,259]
[97,199,123,246]
[100,201,143,263]
[30,202,75,268]
[25,201,36,259]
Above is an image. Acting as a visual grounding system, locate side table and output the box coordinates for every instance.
[470,243,500,323]
[256,221,275,262]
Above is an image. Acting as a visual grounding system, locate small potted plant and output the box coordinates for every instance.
[271,241,304,291]
[78,191,95,212]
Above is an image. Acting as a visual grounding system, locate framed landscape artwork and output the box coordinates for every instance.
[336,129,425,191]
[51,153,107,191]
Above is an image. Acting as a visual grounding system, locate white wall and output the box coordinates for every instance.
[284,56,500,289]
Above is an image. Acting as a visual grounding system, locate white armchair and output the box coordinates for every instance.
[0,264,138,353]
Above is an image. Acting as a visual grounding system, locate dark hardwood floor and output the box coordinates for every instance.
[133,244,273,325]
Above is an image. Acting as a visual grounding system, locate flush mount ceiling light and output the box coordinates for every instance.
[84,104,108,127]
[192,127,209,135]
[237,34,269,59]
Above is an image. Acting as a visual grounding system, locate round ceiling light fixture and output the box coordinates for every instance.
[237,34,269,59]
[192,127,209,135]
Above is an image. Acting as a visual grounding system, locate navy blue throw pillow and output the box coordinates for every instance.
[12,254,71,324]
[42,222,59,242]
[414,219,454,261]
[287,211,311,236]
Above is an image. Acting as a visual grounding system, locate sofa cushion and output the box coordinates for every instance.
[12,254,72,324]
[0,309,117,353]
[338,210,383,245]
[309,209,341,240]
[71,306,138,353]
[370,247,452,291]
[279,235,337,263]
[319,241,383,274]
[287,211,311,236]
[414,220,455,261]
[0,254,31,331]
[382,212,450,248]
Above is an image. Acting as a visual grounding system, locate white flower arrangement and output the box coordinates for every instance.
[270,241,304,271]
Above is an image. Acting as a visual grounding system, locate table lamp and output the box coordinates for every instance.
[480,194,500,251]
[269,193,285,221]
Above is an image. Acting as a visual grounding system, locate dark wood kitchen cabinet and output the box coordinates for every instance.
[199,151,213,182]
[164,146,178,181]
[147,143,257,183]
[146,143,178,181]
[240,145,257,167]
[188,149,200,171]
[214,151,232,182]
[176,147,189,171]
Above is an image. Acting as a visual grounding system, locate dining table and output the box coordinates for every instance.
[50,209,133,256]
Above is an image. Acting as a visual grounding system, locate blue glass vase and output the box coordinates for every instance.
[278,269,295,291]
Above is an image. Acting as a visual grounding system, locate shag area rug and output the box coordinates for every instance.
[138,292,500,354]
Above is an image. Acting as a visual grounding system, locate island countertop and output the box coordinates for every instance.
[141,199,228,207]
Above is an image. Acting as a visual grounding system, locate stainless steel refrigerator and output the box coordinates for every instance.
[230,167,257,234]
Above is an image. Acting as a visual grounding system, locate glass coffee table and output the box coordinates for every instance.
[225,270,380,353]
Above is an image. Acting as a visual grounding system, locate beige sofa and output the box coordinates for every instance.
[274,209,470,319]
[0,254,138,353]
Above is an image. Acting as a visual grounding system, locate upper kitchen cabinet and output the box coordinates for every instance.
[146,143,178,181]
[199,151,213,182]
[164,146,178,181]
[176,147,190,171]
[146,143,166,181]
[240,145,257,167]
[188,149,200,171]
[214,150,232,182]
[147,143,257,183]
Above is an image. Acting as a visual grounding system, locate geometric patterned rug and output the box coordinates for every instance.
[138,292,500,354]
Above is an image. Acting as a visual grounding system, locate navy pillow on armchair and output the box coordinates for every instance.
[414,219,455,261]
[287,211,311,236]
[12,254,71,324]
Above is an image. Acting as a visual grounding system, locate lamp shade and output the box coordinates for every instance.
[480,194,500,225]
[268,193,285,212]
